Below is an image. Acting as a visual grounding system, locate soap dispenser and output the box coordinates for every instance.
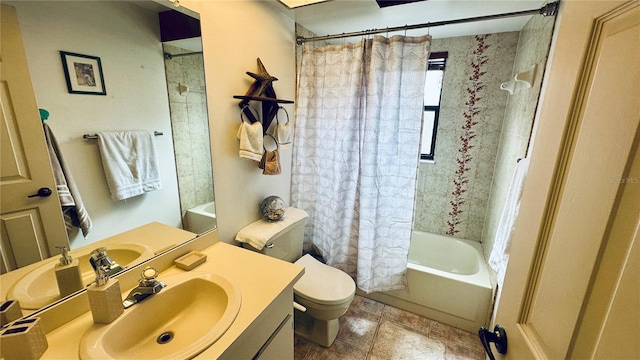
[87,267,123,324]
[54,246,83,297]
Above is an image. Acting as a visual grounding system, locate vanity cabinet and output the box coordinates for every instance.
[6,232,303,360]
[217,285,294,360]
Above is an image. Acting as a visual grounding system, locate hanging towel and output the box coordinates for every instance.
[43,124,92,236]
[236,120,263,161]
[235,207,309,250]
[259,149,281,175]
[488,157,530,289]
[275,121,291,146]
[96,131,162,201]
[267,107,291,147]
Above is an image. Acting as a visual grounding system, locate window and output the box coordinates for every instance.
[420,52,447,161]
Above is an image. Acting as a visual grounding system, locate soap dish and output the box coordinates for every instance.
[174,251,207,271]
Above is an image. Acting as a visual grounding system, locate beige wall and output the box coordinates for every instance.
[182,0,296,243]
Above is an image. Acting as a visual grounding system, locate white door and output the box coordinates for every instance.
[1,4,69,273]
[488,0,640,358]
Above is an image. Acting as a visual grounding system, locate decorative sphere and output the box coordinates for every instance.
[260,196,286,222]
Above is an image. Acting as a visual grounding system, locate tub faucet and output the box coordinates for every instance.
[89,247,123,278]
[123,267,166,309]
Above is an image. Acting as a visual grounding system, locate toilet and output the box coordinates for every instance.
[237,207,355,347]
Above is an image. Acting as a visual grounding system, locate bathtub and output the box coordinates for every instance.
[185,201,217,234]
[361,231,494,332]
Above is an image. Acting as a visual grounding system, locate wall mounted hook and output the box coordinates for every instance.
[499,79,516,95]
[514,64,537,88]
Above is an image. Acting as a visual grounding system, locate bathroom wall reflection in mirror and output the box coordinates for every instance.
[0,0,215,313]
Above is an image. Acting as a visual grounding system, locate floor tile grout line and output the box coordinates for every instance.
[294,295,485,360]
[365,303,386,358]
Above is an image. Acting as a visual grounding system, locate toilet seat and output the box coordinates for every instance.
[294,254,355,306]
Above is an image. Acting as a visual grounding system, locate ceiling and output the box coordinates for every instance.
[268,0,547,40]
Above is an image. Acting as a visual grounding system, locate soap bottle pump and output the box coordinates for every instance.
[54,246,83,298]
[87,267,124,324]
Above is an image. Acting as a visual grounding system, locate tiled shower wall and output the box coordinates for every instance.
[296,20,553,251]
[481,14,555,260]
[163,44,214,219]
[414,32,519,241]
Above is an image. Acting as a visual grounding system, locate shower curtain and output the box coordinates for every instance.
[292,35,431,292]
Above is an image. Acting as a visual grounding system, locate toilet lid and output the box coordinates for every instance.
[294,254,355,305]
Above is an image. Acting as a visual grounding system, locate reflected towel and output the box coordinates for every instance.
[488,157,530,289]
[237,121,263,161]
[235,207,309,250]
[43,124,92,236]
[97,131,162,201]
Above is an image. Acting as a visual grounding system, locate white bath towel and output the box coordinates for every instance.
[44,124,92,236]
[488,157,530,289]
[97,131,162,201]
[235,207,309,250]
[237,120,263,161]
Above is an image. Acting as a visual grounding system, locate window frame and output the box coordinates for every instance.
[420,52,448,161]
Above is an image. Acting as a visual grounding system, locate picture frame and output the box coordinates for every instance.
[60,51,106,95]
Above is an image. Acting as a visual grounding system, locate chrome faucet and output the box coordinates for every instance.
[89,247,123,278]
[123,267,166,309]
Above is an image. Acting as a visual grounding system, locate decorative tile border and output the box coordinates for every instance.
[447,35,491,236]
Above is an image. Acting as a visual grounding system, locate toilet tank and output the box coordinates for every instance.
[240,207,308,263]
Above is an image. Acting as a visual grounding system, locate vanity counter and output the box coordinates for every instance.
[32,239,304,359]
[0,222,195,316]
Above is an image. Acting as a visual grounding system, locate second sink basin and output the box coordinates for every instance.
[79,272,241,360]
[7,243,154,309]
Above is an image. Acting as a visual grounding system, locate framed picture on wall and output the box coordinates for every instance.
[60,51,106,95]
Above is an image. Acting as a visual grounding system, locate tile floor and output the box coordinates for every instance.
[294,295,486,360]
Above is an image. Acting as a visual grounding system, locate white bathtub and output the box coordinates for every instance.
[361,231,494,332]
[185,201,217,234]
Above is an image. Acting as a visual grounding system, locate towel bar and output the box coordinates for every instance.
[83,131,163,140]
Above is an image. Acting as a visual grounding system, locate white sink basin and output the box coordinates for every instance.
[7,243,154,309]
[79,272,241,360]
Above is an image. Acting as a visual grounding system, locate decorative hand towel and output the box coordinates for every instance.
[236,111,264,161]
[235,207,309,250]
[259,149,281,175]
[43,124,92,236]
[97,131,162,201]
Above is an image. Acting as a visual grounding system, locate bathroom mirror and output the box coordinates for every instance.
[1,0,214,311]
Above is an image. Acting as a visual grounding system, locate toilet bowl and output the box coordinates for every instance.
[236,207,356,347]
[293,254,355,347]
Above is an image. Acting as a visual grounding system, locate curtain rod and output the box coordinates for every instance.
[296,1,559,45]
[163,51,203,60]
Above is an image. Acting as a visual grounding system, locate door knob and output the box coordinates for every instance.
[478,324,508,360]
[27,187,53,198]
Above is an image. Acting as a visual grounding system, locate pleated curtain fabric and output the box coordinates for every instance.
[292,35,431,292]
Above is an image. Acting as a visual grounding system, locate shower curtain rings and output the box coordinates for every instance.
[240,104,259,124]
[275,106,290,125]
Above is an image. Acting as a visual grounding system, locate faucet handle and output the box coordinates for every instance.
[140,267,159,286]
